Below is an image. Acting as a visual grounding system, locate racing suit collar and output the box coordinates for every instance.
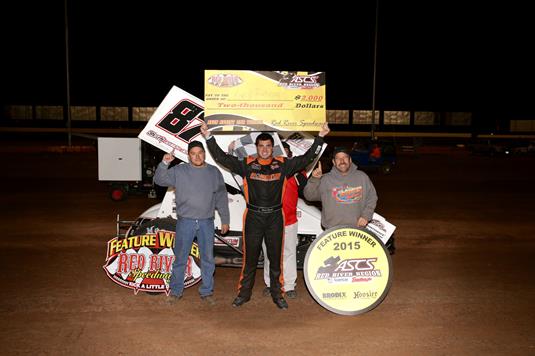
[257,157,273,165]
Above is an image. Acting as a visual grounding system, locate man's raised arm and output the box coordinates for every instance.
[284,122,330,176]
[200,121,244,176]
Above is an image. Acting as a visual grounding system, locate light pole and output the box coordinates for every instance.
[371,0,379,139]
[64,0,72,146]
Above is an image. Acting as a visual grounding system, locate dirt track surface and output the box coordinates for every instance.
[1,148,535,355]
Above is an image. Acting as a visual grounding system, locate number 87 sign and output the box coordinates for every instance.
[303,225,393,316]
[139,86,205,159]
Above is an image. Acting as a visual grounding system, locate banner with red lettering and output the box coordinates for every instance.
[103,229,201,294]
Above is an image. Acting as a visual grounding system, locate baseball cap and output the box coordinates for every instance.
[188,141,205,152]
[332,146,350,158]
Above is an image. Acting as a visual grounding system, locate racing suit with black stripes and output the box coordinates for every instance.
[206,135,324,299]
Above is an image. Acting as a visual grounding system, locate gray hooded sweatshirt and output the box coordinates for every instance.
[154,162,230,224]
[304,163,377,229]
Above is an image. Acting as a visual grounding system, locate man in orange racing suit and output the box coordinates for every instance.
[200,121,329,309]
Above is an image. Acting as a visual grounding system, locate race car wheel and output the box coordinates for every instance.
[130,217,202,291]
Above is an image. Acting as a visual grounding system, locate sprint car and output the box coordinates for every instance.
[117,185,394,290]
[113,132,394,290]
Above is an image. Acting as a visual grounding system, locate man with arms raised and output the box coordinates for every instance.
[200,121,329,309]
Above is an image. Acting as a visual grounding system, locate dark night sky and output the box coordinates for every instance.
[3,2,535,119]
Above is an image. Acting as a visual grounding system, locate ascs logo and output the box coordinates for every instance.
[304,226,392,316]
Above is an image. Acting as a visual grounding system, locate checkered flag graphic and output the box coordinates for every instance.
[230,132,286,159]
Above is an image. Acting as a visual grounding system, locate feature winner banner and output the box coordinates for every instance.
[103,229,201,294]
[204,70,326,131]
[304,226,393,315]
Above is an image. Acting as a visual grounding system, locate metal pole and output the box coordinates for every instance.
[371,0,379,139]
[64,0,72,146]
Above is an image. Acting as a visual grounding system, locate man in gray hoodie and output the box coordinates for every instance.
[304,146,377,229]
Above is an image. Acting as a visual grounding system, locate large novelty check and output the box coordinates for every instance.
[204,70,326,131]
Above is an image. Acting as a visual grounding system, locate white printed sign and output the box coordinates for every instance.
[365,213,396,244]
[139,86,327,191]
[138,86,240,190]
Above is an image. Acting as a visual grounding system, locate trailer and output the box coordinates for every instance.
[97,137,165,201]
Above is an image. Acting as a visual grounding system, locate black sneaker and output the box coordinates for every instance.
[232,296,251,307]
[273,297,288,310]
[262,287,271,297]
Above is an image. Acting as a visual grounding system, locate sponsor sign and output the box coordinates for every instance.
[103,230,201,294]
[139,86,204,159]
[365,212,396,244]
[204,70,326,131]
[304,226,392,315]
[137,86,327,191]
[137,86,241,190]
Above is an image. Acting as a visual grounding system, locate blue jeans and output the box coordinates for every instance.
[169,217,215,297]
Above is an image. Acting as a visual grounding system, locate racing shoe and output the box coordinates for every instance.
[232,296,251,307]
[285,290,297,299]
[273,297,288,310]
